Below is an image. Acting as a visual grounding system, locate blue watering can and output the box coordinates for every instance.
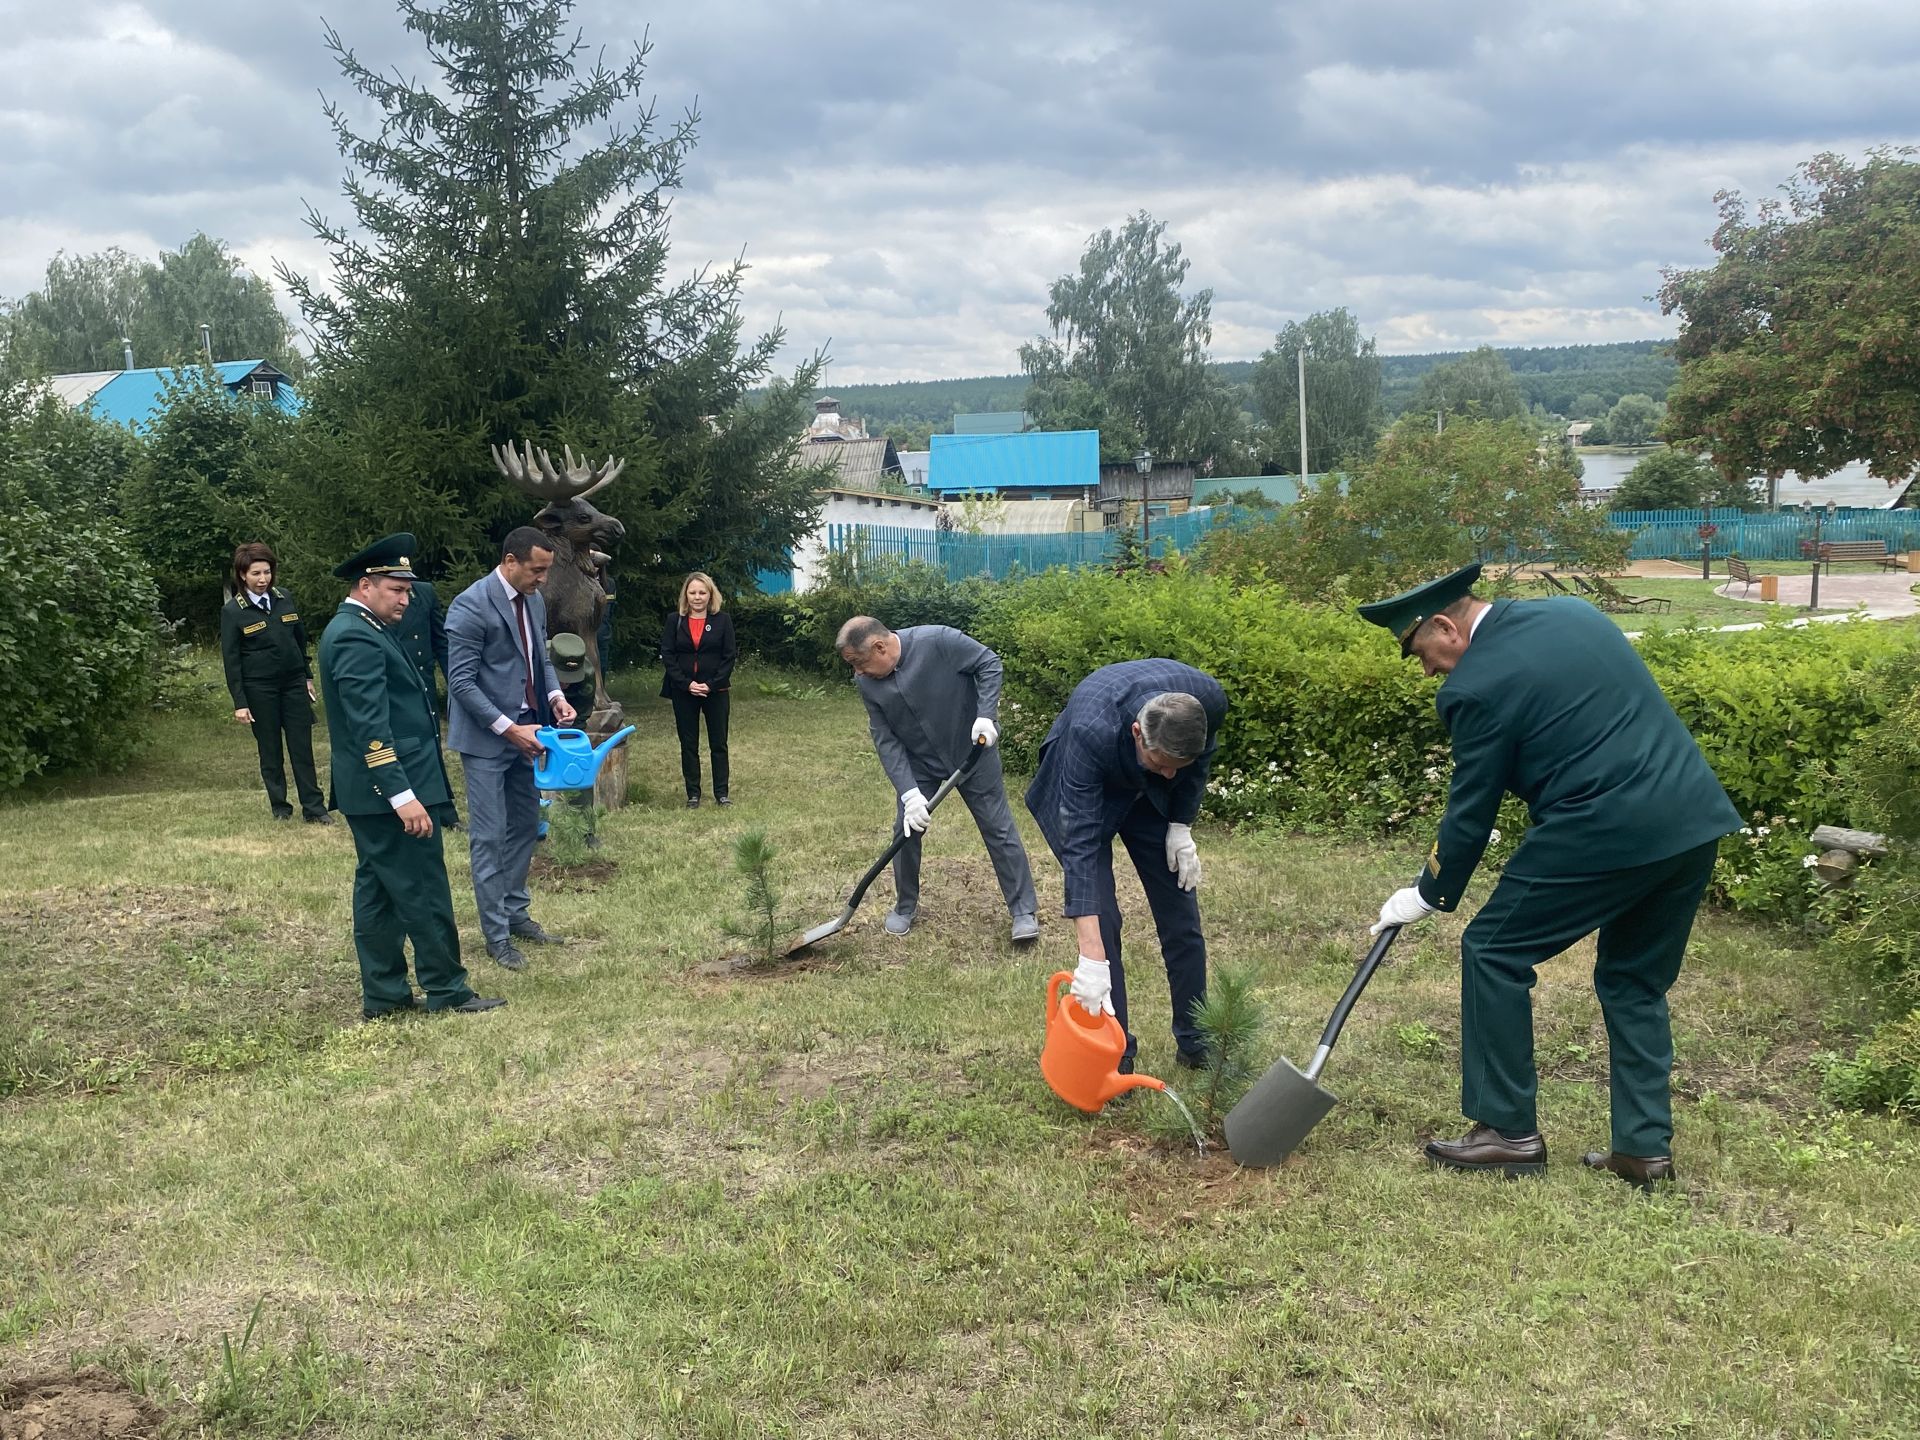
[532,726,635,792]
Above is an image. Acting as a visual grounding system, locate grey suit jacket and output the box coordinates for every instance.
[854,625,1003,794]
[445,571,563,760]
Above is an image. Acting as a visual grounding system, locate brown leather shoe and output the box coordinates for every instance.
[1424,1123,1547,1177]
[1581,1151,1675,1190]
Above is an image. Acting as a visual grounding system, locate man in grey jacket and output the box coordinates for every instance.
[446,527,577,972]
[837,617,1040,943]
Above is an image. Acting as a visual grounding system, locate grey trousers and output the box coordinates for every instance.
[892,759,1038,918]
[460,749,540,950]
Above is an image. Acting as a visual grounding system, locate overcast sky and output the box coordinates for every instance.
[6,1,1919,382]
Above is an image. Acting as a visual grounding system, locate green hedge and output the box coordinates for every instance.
[972,562,1918,834]
[0,488,166,791]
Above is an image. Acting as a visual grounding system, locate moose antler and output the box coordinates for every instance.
[490,441,626,502]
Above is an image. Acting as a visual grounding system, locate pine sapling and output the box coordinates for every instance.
[724,829,784,965]
[1188,962,1269,1130]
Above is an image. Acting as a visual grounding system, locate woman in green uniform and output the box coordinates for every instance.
[219,542,329,824]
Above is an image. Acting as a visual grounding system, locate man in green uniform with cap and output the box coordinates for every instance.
[318,534,505,1019]
[1359,562,1739,1187]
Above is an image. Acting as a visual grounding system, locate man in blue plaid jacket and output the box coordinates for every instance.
[1024,659,1228,1072]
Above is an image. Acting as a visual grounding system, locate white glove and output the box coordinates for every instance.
[900,787,931,834]
[1070,955,1114,1017]
[970,716,999,747]
[1164,822,1202,891]
[1370,885,1435,936]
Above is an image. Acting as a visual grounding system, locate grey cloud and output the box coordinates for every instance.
[5,1,1920,382]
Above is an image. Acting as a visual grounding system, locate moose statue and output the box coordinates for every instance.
[490,440,626,726]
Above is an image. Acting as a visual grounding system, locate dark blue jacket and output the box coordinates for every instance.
[1024,659,1227,918]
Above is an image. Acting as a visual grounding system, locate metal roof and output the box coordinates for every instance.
[928,429,1099,493]
[53,361,302,432]
[45,371,121,407]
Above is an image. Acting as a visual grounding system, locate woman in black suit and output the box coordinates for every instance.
[660,571,737,807]
[218,541,329,823]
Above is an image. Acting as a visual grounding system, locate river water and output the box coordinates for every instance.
[1577,449,1899,508]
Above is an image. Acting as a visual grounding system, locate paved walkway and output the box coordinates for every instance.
[1713,571,1920,621]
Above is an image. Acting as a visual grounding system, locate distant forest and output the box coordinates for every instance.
[808,340,1677,446]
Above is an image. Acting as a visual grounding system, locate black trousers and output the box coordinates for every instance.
[671,690,730,798]
[243,675,324,819]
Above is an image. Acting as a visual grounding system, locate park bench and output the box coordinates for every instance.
[1817,540,1891,571]
[1726,556,1764,596]
[1539,572,1578,597]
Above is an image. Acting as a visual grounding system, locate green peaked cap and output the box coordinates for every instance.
[1357,561,1482,656]
[333,533,420,582]
[548,631,589,679]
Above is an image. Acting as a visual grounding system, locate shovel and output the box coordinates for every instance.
[1224,922,1402,1166]
[783,740,987,957]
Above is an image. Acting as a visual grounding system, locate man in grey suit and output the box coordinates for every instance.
[446,526,578,971]
[837,617,1039,944]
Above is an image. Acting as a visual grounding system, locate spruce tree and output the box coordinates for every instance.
[278,0,820,597]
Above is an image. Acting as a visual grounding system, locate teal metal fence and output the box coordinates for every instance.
[1607,507,1920,560]
[826,506,1238,581]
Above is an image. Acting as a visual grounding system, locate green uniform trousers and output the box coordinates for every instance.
[343,803,475,1017]
[243,675,325,820]
[1460,839,1718,1157]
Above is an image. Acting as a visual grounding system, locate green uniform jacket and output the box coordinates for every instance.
[386,579,448,700]
[1416,596,1741,911]
[317,600,452,816]
[218,587,312,706]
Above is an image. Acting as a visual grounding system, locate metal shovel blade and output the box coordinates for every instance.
[1223,922,1403,1167]
[1224,1058,1338,1166]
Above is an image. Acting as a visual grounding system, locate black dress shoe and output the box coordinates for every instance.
[1175,1048,1209,1071]
[715,795,732,807]
[273,812,293,822]
[1582,1150,1675,1190]
[511,921,564,946]
[448,996,507,1014]
[686,794,701,809]
[1424,1123,1547,1177]
[487,942,528,972]
[362,1002,419,1022]
[304,812,334,825]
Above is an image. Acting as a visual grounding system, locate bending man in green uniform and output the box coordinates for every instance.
[318,534,505,1020]
[1360,562,1739,1188]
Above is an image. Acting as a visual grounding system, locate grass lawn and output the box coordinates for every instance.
[4,654,1918,1438]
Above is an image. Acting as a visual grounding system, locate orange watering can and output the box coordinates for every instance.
[1041,970,1167,1112]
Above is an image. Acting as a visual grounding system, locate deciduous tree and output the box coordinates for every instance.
[1659,150,1920,489]
[1019,213,1231,461]
[3,236,299,375]
[1248,307,1382,474]
[1603,392,1663,446]
[1409,346,1528,423]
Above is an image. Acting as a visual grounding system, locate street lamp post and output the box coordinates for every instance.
[1804,500,1837,610]
[1133,449,1153,560]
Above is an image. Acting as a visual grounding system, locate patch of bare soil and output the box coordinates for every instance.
[2,884,237,954]
[0,1367,164,1440]
[527,855,619,891]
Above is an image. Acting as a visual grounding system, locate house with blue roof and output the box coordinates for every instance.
[46,360,301,433]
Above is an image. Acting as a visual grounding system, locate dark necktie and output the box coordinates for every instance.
[513,593,537,712]
[255,595,270,611]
